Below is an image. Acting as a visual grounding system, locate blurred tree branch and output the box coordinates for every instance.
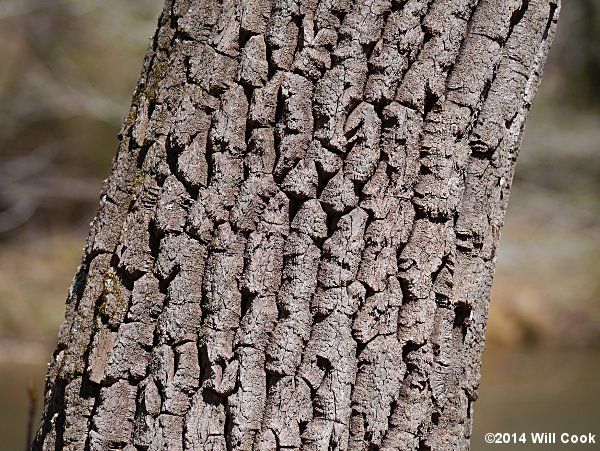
[0,144,99,233]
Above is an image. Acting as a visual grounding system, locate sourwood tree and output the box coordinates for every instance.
[33,0,559,449]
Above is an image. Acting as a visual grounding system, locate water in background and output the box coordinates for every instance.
[474,347,600,450]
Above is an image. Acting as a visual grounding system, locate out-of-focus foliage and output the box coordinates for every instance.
[0,0,162,237]
[536,1,600,109]
[565,0,600,108]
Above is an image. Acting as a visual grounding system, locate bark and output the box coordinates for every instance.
[33,0,559,449]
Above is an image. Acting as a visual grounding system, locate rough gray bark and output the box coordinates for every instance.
[33,0,559,449]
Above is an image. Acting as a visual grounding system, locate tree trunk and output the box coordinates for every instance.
[33,0,559,449]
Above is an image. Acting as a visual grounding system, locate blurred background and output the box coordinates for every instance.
[0,0,598,449]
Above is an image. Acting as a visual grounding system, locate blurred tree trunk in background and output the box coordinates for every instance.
[33,0,559,449]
